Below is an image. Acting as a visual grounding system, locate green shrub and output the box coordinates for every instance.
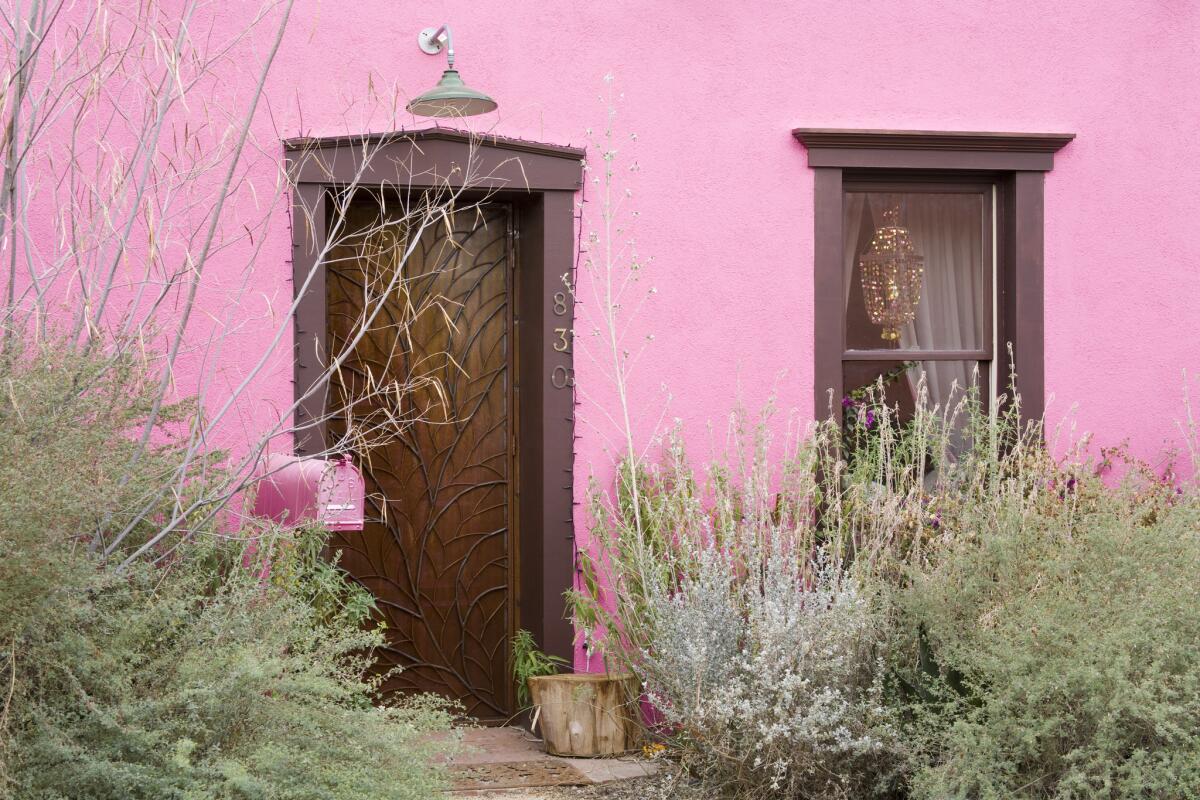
[8,532,458,800]
[0,342,186,648]
[894,455,1200,799]
[0,341,458,799]
[510,629,567,709]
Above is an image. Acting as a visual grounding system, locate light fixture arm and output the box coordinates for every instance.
[408,22,496,117]
[418,24,455,68]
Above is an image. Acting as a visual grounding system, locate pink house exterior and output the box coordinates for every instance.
[241,0,1200,470]
[26,1,1200,719]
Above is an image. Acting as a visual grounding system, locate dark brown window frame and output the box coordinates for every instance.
[793,128,1074,425]
[284,128,584,662]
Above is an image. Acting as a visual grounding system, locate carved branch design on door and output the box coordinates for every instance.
[326,197,516,720]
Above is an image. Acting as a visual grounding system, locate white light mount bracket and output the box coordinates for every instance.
[417,25,455,67]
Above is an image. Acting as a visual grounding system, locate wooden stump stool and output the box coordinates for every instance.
[527,672,638,757]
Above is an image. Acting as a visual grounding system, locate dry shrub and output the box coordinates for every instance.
[575,375,1200,799]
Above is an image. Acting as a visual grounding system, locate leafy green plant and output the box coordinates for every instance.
[260,523,380,629]
[892,447,1200,799]
[0,341,460,800]
[511,629,568,708]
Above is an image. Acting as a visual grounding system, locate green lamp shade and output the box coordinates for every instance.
[407,69,497,117]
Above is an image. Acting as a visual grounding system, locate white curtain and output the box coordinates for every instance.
[900,194,983,410]
[842,194,867,307]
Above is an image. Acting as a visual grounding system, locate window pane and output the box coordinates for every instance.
[841,360,985,424]
[844,191,987,351]
[842,360,986,467]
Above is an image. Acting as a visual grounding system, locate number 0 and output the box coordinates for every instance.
[551,365,575,389]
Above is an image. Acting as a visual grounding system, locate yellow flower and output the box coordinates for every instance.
[642,742,667,759]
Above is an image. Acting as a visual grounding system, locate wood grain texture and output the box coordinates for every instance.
[528,673,638,757]
[326,197,517,720]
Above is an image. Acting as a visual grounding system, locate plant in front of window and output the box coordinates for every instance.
[841,361,917,437]
[840,360,942,485]
[569,407,912,798]
[891,413,1200,800]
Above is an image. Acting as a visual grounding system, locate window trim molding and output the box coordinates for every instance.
[793,128,1074,171]
[283,128,584,664]
[797,128,1074,425]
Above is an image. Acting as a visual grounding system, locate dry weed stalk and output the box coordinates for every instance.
[0,0,513,567]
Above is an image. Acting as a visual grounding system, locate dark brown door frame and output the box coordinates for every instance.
[284,128,584,663]
[794,128,1074,425]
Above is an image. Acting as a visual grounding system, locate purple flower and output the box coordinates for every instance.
[929,512,941,530]
[841,395,854,409]
[864,410,876,429]
[1066,476,1077,492]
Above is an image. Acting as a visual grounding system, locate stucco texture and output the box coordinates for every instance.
[249,0,1200,450]
[80,1,1200,659]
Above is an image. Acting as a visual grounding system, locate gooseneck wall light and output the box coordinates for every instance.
[406,24,497,117]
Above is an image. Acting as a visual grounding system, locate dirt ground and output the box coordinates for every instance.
[451,770,713,800]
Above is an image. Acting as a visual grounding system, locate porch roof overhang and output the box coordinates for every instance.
[284,127,586,191]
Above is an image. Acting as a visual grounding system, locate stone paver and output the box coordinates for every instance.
[449,726,658,796]
[453,727,557,766]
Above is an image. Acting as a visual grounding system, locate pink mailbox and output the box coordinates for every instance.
[252,454,365,532]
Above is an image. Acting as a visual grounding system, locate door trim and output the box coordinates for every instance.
[284,128,584,665]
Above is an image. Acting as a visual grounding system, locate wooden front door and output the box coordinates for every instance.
[326,196,517,720]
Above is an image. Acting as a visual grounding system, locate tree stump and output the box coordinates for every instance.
[527,672,638,757]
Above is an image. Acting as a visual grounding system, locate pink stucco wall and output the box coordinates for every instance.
[59,1,1198,626]
[244,0,1200,457]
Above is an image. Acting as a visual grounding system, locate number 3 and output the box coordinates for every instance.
[553,327,570,353]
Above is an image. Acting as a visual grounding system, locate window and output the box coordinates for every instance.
[842,180,993,425]
[794,129,1074,426]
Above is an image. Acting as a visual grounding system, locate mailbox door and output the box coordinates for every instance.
[318,461,364,531]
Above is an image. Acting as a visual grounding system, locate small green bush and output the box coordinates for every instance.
[894,457,1200,799]
[0,341,458,799]
[8,532,458,800]
[510,629,567,709]
[0,343,185,649]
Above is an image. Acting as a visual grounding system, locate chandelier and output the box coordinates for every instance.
[859,207,924,341]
